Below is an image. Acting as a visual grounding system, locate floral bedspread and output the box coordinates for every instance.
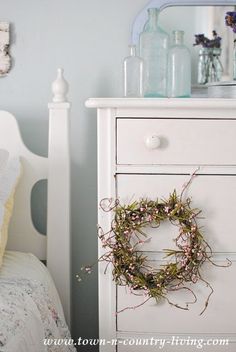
[0,278,76,352]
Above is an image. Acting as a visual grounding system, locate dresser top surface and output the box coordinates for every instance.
[85,97,236,110]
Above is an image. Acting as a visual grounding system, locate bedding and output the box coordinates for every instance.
[0,150,8,171]
[0,152,21,267]
[0,251,76,352]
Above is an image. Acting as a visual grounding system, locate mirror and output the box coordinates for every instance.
[132,3,236,86]
[159,6,235,85]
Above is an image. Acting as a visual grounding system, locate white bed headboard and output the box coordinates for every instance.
[0,68,71,326]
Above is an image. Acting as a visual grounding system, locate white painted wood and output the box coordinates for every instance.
[116,164,236,175]
[117,119,236,165]
[0,31,9,46]
[0,69,71,327]
[145,134,161,150]
[47,100,71,326]
[118,332,236,352]
[116,107,236,118]
[52,68,69,103]
[0,22,11,76]
[117,330,236,341]
[117,261,236,333]
[86,97,236,118]
[86,98,236,351]
[85,97,236,110]
[97,108,117,351]
[117,174,236,253]
[137,252,236,262]
[118,341,236,352]
[0,111,48,258]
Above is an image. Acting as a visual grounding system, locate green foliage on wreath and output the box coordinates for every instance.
[78,173,231,314]
[95,190,230,315]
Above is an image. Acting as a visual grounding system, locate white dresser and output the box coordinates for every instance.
[86,98,236,352]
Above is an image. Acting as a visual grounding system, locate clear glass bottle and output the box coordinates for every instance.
[123,45,143,97]
[167,30,191,98]
[139,8,169,97]
[233,39,236,80]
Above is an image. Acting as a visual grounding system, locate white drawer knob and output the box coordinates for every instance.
[145,135,161,149]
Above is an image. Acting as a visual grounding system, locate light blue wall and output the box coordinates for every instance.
[0,1,148,350]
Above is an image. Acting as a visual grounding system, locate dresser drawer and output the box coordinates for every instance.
[117,119,236,165]
[117,174,236,252]
[117,341,235,352]
[116,174,236,335]
[117,262,236,334]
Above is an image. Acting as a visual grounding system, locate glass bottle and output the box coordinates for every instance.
[139,8,169,97]
[233,39,236,80]
[123,45,143,97]
[167,30,191,98]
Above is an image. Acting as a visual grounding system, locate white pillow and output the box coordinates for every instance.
[0,149,9,175]
[0,152,21,267]
[0,156,21,203]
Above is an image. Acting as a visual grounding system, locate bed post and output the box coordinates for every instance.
[47,68,71,326]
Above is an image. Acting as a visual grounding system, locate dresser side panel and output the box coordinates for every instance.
[97,108,117,352]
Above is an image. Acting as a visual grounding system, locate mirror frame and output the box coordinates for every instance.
[132,0,236,43]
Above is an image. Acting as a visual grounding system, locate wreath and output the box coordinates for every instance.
[80,178,230,315]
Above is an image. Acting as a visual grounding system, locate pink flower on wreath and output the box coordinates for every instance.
[183,245,191,254]
[164,206,170,213]
[138,240,145,245]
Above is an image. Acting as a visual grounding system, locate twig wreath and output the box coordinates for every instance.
[80,174,231,315]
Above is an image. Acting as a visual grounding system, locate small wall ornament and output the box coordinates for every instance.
[0,22,11,76]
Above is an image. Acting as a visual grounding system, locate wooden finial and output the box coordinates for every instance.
[52,68,69,103]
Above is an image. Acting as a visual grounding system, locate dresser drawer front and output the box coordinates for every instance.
[117,119,236,165]
[117,262,236,334]
[117,174,236,253]
[117,342,235,352]
[116,174,236,335]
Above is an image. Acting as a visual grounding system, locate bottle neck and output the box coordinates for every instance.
[147,8,159,30]
[173,30,184,45]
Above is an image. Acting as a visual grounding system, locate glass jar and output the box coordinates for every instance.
[233,39,236,80]
[208,48,223,83]
[167,30,191,98]
[198,47,223,84]
[123,45,143,97]
[139,8,169,97]
[197,47,209,85]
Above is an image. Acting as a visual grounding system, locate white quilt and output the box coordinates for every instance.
[0,251,76,352]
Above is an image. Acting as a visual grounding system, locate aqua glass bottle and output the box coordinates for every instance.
[139,8,169,97]
[167,30,191,98]
[123,45,144,97]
